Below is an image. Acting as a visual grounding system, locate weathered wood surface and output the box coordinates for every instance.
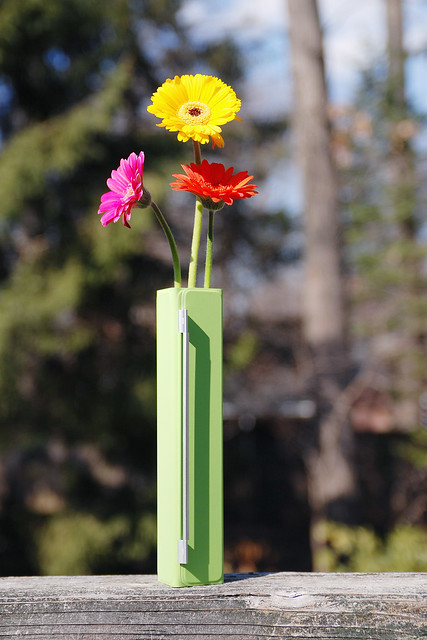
[0,572,425,639]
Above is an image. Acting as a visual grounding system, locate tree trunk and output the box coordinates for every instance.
[287,0,360,568]
[386,0,405,112]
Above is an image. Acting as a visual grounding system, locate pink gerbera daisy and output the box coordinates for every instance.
[98,152,146,228]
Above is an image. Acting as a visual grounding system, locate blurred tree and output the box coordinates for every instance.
[344,0,426,430]
[287,0,360,567]
[0,0,244,576]
[329,0,427,546]
[383,0,424,416]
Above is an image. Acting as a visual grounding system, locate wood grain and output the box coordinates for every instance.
[0,572,425,639]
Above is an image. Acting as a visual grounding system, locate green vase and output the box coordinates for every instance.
[156,287,223,587]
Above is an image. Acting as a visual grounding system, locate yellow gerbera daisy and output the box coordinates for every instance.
[147,74,241,148]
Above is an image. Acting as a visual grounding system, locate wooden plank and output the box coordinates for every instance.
[0,572,425,639]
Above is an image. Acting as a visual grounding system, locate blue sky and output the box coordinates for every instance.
[177,0,427,216]
[178,0,427,119]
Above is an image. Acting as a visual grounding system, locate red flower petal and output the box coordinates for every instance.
[170,160,257,207]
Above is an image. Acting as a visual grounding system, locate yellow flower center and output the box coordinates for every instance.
[124,185,135,200]
[178,101,212,125]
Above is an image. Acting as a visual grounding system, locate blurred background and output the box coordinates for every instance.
[0,0,426,576]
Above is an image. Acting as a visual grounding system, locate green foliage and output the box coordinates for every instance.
[81,205,154,283]
[37,511,156,575]
[0,0,132,122]
[315,521,427,572]
[0,0,248,577]
[0,58,132,220]
[343,59,427,437]
[396,429,427,468]
[0,257,90,356]
[225,330,259,373]
[0,0,173,576]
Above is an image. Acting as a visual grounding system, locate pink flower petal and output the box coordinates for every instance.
[98,152,146,227]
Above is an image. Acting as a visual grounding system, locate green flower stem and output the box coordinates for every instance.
[204,210,215,289]
[150,200,181,288]
[187,140,204,288]
[193,140,202,165]
[188,198,203,288]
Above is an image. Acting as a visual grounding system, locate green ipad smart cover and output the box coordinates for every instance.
[156,287,223,587]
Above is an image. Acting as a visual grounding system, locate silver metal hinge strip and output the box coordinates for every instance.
[178,309,189,565]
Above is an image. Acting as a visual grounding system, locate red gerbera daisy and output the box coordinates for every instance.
[170,159,257,210]
[98,152,146,227]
